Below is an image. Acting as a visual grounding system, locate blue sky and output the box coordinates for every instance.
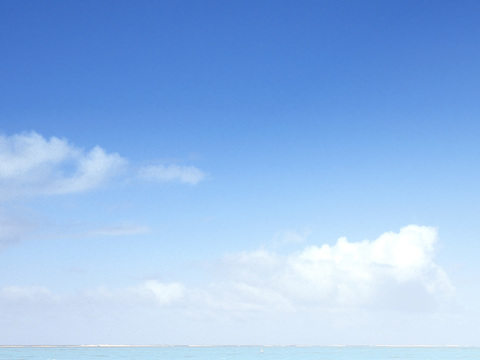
[1,0,480,345]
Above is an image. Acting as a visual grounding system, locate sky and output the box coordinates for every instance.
[1,0,480,346]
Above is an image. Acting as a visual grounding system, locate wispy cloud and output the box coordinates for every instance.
[138,164,207,185]
[87,224,151,237]
[0,132,126,197]
[0,131,207,253]
[0,132,208,199]
[0,211,37,252]
[272,228,312,247]
[131,280,186,305]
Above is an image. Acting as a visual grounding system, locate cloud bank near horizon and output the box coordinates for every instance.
[1,225,453,316]
[216,225,453,313]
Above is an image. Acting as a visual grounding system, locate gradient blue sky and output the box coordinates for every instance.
[1,0,480,345]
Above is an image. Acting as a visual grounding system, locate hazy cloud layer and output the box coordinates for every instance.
[132,280,186,305]
[0,285,57,303]
[77,280,186,307]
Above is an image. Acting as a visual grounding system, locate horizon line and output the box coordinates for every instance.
[1,344,477,348]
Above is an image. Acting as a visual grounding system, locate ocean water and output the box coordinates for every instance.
[0,346,479,360]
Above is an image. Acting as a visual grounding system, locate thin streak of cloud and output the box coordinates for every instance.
[88,224,151,237]
[138,164,207,185]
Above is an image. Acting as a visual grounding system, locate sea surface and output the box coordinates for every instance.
[1,345,479,360]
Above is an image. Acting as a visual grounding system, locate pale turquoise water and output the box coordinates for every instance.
[1,346,479,360]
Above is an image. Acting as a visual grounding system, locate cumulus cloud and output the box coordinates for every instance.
[138,164,206,185]
[0,132,126,196]
[219,225,453,312]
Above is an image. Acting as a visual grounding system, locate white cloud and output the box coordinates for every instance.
[53,146,126,194]
[0,227,463,345]
[0,132,126,196]
[0,131,208,254]
[0,132,208,198]
[138,164,206,185]
[219,225,453,311]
